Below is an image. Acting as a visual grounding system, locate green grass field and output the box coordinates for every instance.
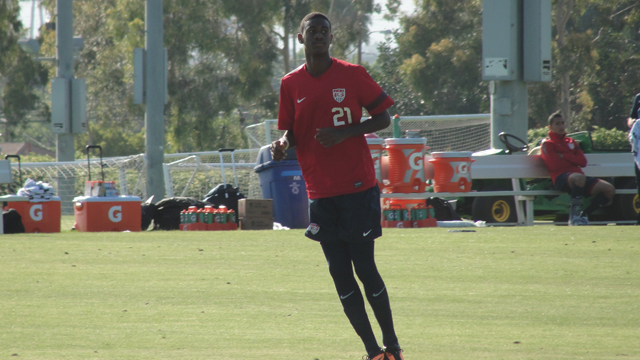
[1,225,639,359]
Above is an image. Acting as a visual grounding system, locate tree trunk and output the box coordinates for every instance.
[283,23,290,74]
[555,0,574,131]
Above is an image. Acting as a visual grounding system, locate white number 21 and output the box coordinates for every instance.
[332,107,353,126]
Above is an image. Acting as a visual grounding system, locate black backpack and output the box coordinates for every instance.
[203,184,245,223]
[151,197,208,230]
[427,197,462,221]
[3,208,25,234]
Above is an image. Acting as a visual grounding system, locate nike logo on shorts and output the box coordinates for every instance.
[372,287,386,297]
[340,290,355,300]
[297,97,306,103]
[363,229,372,236]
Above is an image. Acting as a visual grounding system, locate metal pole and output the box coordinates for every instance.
[56,0,75,162]
[490,80,528,149]
[56,0,76,214]
[144,0,165,201]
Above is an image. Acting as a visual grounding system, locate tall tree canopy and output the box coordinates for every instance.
[3,0,640,157]
[0,0,48,142]
[34,0,374,155]
[377,0,640,131]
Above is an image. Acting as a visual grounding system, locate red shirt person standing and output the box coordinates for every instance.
[270,13,404,360]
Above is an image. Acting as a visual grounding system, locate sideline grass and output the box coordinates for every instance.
[1,226,639,359]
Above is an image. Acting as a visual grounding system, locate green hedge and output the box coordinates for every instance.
[528,127,631,152]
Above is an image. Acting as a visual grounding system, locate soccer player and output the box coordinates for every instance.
[627,93,640,224]
[540,111,615,225]
[270,12,404,360]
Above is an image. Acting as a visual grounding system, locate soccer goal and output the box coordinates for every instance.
[244,114,492,153]
[1,154,148,214]
[4,114,490,215]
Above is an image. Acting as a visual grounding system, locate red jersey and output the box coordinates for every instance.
[278,59,394,199]
[540,131,587,182]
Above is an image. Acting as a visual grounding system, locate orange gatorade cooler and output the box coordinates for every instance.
[429,151,474,192]
[366,137,385,186]
[73,195,142,232]
[3,195,61,233]
[384,138,427,193]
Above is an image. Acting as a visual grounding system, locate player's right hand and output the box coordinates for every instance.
[270,140,287,161]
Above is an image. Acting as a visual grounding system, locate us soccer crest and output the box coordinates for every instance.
[333,88,345,103]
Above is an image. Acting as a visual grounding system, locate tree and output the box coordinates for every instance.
[391,0,487,115]
[34,0,380,155]
[529,0,640,130]
[0,0,49,142]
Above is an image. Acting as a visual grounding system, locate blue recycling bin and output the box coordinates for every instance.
[254,145,309,229]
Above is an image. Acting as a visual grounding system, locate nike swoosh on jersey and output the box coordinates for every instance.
[297,97,306,103]
[340,290,355,300]
[363,229,372,236]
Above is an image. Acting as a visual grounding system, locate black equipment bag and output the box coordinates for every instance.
[203,184,245,223]
[203,149,245,223]
[152,197,208,230]
[3,208,25,234]
[426,197,462,221]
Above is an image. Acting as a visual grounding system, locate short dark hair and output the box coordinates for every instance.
[548,111,563,126]
[299,12,331,34]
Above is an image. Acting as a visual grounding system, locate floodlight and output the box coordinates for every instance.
[17,38,40,56]
[73,37,84,51]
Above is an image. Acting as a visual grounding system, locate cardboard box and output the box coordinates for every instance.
[238,199,273,218]
[239,216,273,230]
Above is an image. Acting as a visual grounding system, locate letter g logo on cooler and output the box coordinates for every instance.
[449,161,471,182]
[108,206,123,222]
[30,204,43,221]
[408,152,423,171]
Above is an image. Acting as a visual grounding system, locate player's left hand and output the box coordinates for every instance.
[315,127,348,148]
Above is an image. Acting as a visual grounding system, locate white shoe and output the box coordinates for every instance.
[569,215,589,226]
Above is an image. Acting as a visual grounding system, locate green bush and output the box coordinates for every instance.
[527,127,549,146]
[527,126,631,151]
[590,127,631,151]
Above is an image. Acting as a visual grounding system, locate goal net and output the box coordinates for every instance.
[244,114,492,153]
[377,114,491,153]
[1,154,147,215]
[3,115,490,215]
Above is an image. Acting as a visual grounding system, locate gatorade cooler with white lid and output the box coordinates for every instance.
[3,196,61,233]
[429,151,474,192]
[384,137,427,193]
[366,136,385,186]
[73,195,142,232]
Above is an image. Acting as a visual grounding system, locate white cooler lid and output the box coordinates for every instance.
[431,151,473,158]
[0,194,30,202]
[73,195,141,202]
[384,138,426,145]
[366,138,385,145]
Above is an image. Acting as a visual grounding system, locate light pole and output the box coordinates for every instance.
[17,0,86,215]
[357,29,392,65]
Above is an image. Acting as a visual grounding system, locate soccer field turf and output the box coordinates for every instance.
[1,226,638,359]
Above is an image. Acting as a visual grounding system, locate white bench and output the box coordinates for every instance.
[382,152,636,226]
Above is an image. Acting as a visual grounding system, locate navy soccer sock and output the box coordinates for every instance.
[570,184,584,199]
[582,193,610,216]
[340,289,381,356]
[366,286,399,349]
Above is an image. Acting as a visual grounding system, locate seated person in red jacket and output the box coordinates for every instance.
[540,111,615,225]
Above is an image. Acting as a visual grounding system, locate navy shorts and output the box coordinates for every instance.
[554,172,599,195]
[305,185,382,243]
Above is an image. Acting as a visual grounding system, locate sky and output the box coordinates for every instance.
[364,0,417,60]
[19,0,417,62]
[18,0,47,39]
